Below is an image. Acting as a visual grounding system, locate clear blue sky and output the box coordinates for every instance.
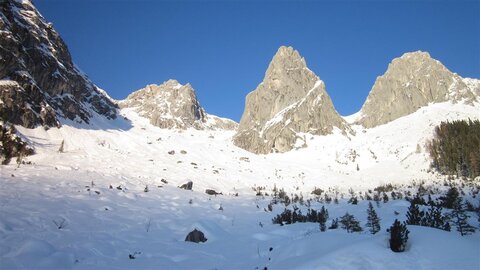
[35,0,479,122]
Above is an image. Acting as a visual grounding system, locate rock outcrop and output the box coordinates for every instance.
[463,78,480,98]
[119,80,237,130]
[0,0,117,128]
[357,51,477,128]
[233,46,351,154]
[184,229,207,243]
[0,123,34,165]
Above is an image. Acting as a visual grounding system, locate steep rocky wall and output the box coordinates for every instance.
[0,0,117,128]
[233,46,351,154]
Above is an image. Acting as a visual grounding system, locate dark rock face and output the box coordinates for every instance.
[0,123,34,164]
[179,181,193,190]
[185,229,207,243]
[0,0,117,128]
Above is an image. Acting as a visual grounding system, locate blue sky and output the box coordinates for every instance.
[35,0,479,121]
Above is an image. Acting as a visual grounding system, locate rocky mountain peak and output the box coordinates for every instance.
[266,46,307,77]
[0,0,117,128]
[357,51,477,128]
[233,46,351,154]
[119,80,237,131]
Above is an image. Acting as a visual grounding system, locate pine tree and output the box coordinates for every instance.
[383,192,389,203]
[340,212,362,233]
[443,221,451,232]
[451,198,476,236]
[440,187,460,209]
[389,219,409,252]
[318,206,329,232]
[421,204,446,229]
[406,201,424,225]
[329,218,339,229]
[373,193,381,207]
[366,202,381,234]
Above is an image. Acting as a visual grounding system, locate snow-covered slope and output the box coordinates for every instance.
[4,100,478,195]
[1,100,479,269]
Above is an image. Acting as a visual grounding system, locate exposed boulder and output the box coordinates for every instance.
[184,229,207,243]
[357,51,478,128]
[179,181,193,190]
[0,0,117,128]
[233,46,351,154]
[119,80,237,130]
[205,189,222,195]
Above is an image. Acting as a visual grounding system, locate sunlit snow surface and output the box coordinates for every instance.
[1,101,479,269]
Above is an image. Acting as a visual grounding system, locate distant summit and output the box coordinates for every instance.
[233,46,351,154]
[0,0,117,128]
[119,80,237,130]
[356,51,478,128]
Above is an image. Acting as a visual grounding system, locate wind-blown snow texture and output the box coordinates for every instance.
[1,101,479,269]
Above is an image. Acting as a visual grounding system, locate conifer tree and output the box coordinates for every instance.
[318,206,329,232]
[366,202,381,234]
[406,201,424,225]
[329,218,338,229]
[340,212,362,233]
[451,198,476,236]
[421,204,445,229]
[440,187,460,209]
[443,221,451,232]
[373,193,381,207]
[389,219,409,252]
[383,192,389,203]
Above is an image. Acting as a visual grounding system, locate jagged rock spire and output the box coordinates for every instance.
[233,46,351,154]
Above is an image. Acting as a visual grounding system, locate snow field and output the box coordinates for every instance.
[1,100,479,269]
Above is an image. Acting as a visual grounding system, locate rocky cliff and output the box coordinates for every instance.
[233,46,351,154]
[119,80,237,130]
[357,51,477,128]
[0,0,117,128]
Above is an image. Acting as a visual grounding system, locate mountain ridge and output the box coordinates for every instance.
[1,1,479,157]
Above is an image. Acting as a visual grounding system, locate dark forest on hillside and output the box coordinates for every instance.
[427,119,480,179]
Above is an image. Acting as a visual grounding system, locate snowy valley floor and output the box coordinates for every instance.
[0,167,478,270]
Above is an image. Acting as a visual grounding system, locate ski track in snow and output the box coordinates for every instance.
[1,101,479,269]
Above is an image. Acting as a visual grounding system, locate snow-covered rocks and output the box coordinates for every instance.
[119,80,237,131]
